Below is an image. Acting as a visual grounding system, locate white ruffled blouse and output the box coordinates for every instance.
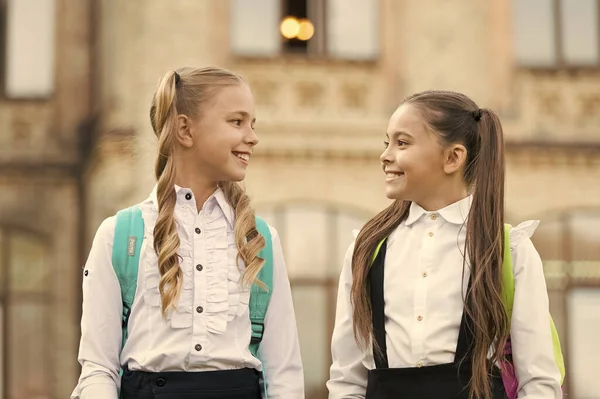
[72,185,304,399]
[141,186,248,333]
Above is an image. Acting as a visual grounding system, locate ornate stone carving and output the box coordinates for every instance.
[295,81,324,108]
[249,79,278,107]
[519,71,600,136]
[535,89,564,121]
[235,61,380,117]
[577,93,600,127]
[340,82,367,110]
[11,116,32,145]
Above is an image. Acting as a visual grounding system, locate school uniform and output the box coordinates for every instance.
[71,185,304,399]
[327,196,562,399]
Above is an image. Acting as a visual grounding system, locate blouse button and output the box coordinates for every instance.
[196,264,203,272]
[195,344,202,351]
[417,362,423,368]
[428,232,434,237]
[196,306,204,314]
[422,272,428,278]
[185,193,192,200]
[195,228,201,234]
[417,315,423,321]
[430,214,437,220]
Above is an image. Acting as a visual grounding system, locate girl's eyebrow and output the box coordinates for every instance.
[385,130,413,139]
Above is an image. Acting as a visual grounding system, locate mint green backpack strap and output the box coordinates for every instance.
[112,206,145,350]
[249,216,273,398]
[501,223,566,384]
[249,216,273,356]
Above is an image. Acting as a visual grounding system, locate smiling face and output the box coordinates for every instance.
[176,83,258,183]
[380,103,451,203]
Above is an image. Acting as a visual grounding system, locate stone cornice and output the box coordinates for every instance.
[252,125,600,166]
[93,123,600,167]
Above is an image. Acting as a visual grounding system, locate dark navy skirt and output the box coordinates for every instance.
[120,367,261,399]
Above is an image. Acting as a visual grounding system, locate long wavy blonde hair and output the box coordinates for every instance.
[149,67,266,316]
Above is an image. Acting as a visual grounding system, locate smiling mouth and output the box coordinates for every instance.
[232,151,250,162]
[385,171,404,181]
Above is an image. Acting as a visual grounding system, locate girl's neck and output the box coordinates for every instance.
[416,184,469,212]
[173,174,218,214]
[172,149,220,212]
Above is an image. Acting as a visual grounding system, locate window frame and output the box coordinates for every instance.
[0,0,57,101]
[516,0,600,70]
[0,226,53,398]
[255,201,371,395]
[229,0,380,63]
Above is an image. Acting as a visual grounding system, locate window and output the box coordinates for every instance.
[256,203,370,398]
[229,0,379,60]
[568,288,600,398]
[0,228,52,398]
[3,0,56,98]
[279,0,327,55]
[326,0,379,60]
[529,210,600,397]
[230,0,281,57]
[512,0,600,67]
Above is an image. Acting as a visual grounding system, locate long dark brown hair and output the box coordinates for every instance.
[351,90,508,399]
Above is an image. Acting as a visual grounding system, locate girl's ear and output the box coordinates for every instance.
[443,144,467,175]
[175,114,194,148]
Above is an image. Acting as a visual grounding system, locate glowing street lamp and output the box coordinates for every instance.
[280,16,314,41]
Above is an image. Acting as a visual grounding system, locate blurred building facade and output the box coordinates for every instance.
[0,0,599,398]
[0,0,92,398]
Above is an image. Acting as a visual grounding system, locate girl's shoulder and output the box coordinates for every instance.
[92,202,150,248]
[92,215,117,247]
[508,220,540,251]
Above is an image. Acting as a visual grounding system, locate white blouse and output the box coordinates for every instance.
[72,186,304,399]
[327,196,562,399]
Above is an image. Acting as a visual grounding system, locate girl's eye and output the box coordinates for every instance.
[232,119,242,126]
[384,140,408,148]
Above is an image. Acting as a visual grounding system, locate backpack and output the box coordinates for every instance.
[371,224,565,398]
[111,206,273,397]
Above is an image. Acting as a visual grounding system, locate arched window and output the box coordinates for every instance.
[257,202,370,398]
[527,209,600,398]
[0,227,52,398]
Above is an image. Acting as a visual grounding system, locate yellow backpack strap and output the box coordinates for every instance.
[501,224,514,320]
[502,223,565,384]
[372,238,387,264]
[550,318,566,384]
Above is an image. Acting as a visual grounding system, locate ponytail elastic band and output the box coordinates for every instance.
[174,71,181,86]
[472,108,482,122]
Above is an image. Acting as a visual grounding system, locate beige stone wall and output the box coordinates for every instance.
[0,0,92,396]
[0,176,81,397]
[0,0,596,397]
[244,150,600,221]
[85,0,600,397]
[506,151,600,219]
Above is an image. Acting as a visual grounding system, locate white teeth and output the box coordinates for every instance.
[234,153,249,161]
[386,172,402,178]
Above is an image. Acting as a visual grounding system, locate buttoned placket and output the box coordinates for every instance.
[183,190,209,360]
[412,212,441,366]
